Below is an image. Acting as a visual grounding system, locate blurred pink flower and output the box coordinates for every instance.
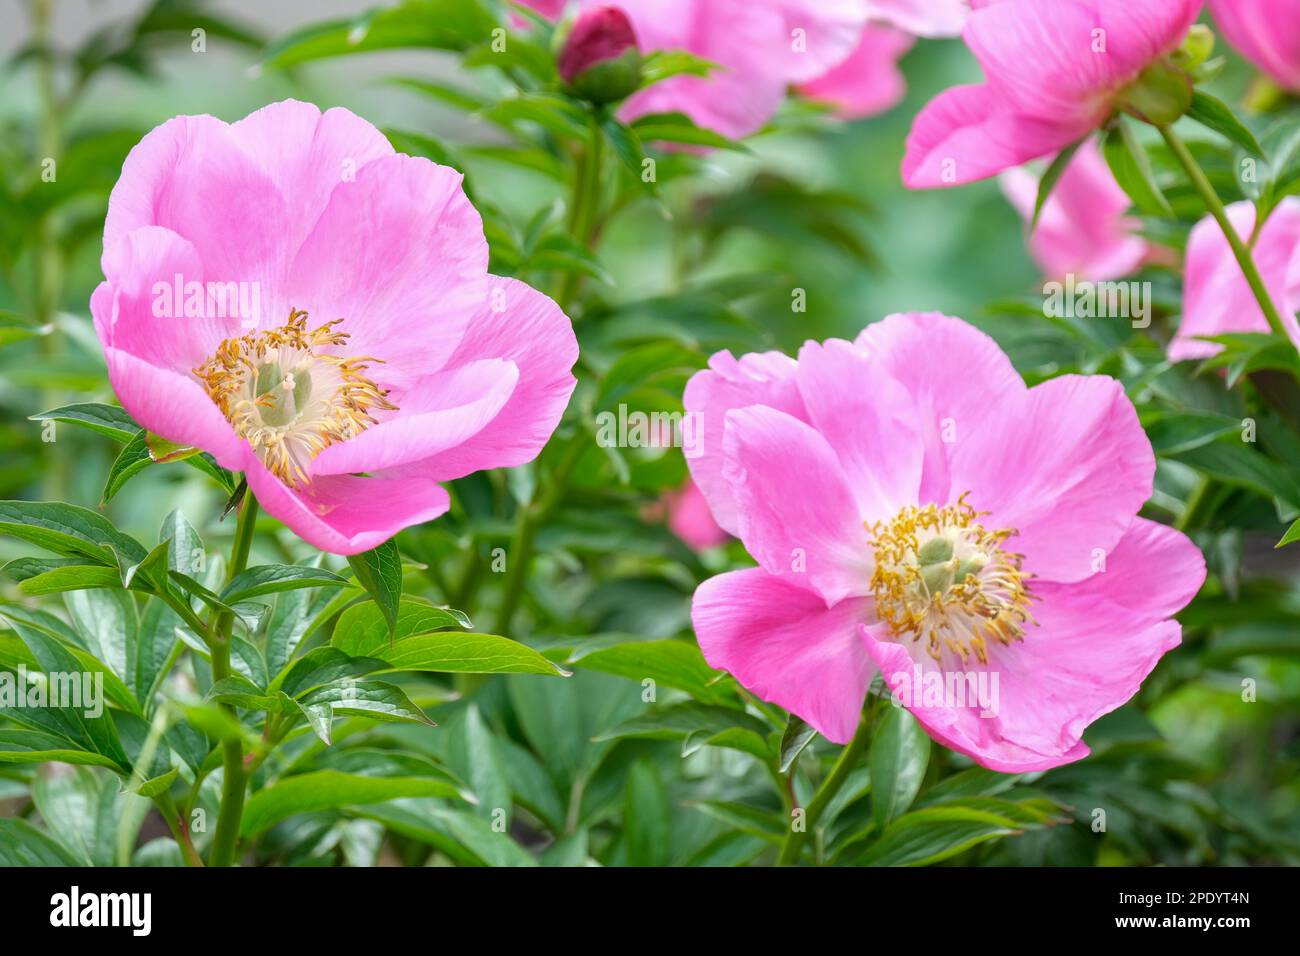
[1208,0,1300,92]
[664,479,729,551]
[798,24,916,119]
[999,139,1148,281]
[903,0,1201,188]
[561,0,867,138]
[92,100,578,555]
[864,0,970,37]
[1169,198,1300,361]
[687,313,1203,771]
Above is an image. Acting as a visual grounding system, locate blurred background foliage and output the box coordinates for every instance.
[0,0,1296,867]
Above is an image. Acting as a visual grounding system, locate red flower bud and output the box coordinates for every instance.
[558,6,643,104]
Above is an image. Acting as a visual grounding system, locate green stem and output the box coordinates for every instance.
[32,0,67,500]
[491,433,587,640]
[153,792,204,867]
[777,711,875,866]
[556,110,604,311]
[1175,475,1213,532]
[207,493,259,867]
[1159,124,1292,344]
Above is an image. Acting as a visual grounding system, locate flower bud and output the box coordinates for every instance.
[558,6,643,104]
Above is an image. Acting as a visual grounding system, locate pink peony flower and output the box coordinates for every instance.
[687,312,1204,771]
[92,100,578,555]
[863,0,971,37]
[999,139,1149,281]
[1208,0,1300,92]
[1169,198,1300,361]
[797,24,916,120]
[664,479,729,552]
[902,0,1202,188]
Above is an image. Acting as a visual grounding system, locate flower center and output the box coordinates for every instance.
[194,309,395,487]
[868,494,1035,667]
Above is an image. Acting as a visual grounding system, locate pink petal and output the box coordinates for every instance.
[95,226,229,373]
[693,569,874,743]
[871,519,1198,772]
[310,359,519,477]
[103,113,292,308]
[99,344,248,470]
[245,458,451,556]
[855,311,1025,505]
[947,374,1155,584]
[400,277,578,482]
[902,83,1090,187]
[230,100,395,259]
[1000,138,1148,281]
[861,622,1095,772]
[798,25,915,120]
[769,0,870,84]
[721,405,871,606]
[794,338,923,521]
[1209,0,1300,92]
[285,153,490,396]
[683,349,808,537]
[1172,198,1300,361]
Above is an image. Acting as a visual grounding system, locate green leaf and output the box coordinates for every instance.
[857,806,1021,867]
[0,729,123,769]
[624,760,671,866]
[297,679,435,730]
[779,714,817,773]
[261,0,495,68]
[65,587,137,697]
[0,819,82,866]
[346,540,402,637]
[30,402,139,442]
[1031,138,1086,229]
[33,764,124,866]
[159,509,205,576]
[630,112,747,151]
[1188,90,1264,157]
[638,50,717,88]
[869,707,931,831]
[221,564,348,604]
[446,703,511,824]
[2,559,122,595]
[239,770,463,837]
[1103,119,1174,216]
[102,429,152,504]
[0,500,147,566]
[567,638,729,703]
[355,800,537,866]
[1277,517,1300,548]
[332,598,563,675]
[596,702,768,760]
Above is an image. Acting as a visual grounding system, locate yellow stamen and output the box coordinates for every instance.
[868,493,1036,667]
[194,309,396,487]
